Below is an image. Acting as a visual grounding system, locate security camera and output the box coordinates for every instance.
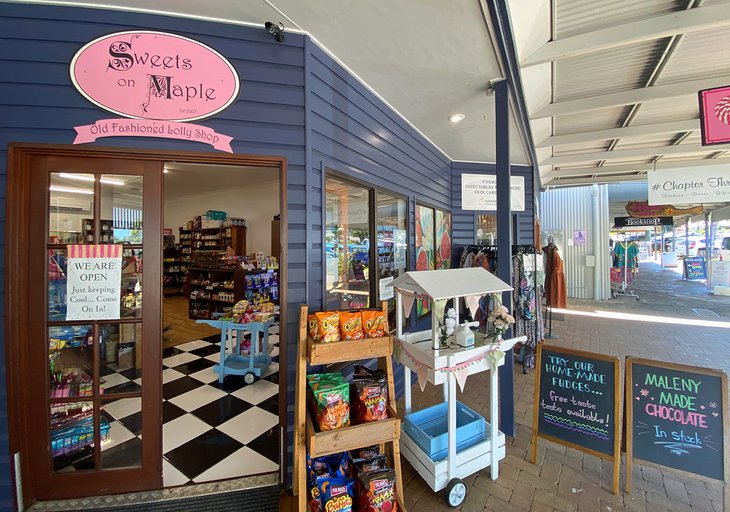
[265,21,285,42]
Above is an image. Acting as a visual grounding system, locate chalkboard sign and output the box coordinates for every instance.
[684,257,707,280]
[626,358,728,492]
[531,345,621,495]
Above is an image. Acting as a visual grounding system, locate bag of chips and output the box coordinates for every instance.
[353,455,388,476]
[358,469,397,512]
[315,311,340,343]
[361,310,387,338]
[308,314,320,341]
[319,478,355,512]
[351,445,380,461]
[352,365,388,423]
[309,376,350,431]
[339,311,364,340]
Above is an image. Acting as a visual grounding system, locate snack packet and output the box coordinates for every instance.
[319,478,355,512]
[339,311,364,340]
[361,310,387,338]
[308,314,320,341]
[309,378,350,431]
[315,311,340,343]
[358,469,397,512]
[352,365,388,423]
[353,455,388,476]
[351,445,380,461]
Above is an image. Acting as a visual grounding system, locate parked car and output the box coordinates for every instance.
[721,237,730,261]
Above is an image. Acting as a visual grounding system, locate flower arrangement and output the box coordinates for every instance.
[488,302,515,338]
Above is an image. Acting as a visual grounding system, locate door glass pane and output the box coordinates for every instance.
[49,173,94,245]
[49,325,94,399]
[51,401,96,471]
[48,249,68,321]
[325,178,371,310]
[101,175,143,244]
[100,323,142,394]
[101,399,142,469]
[376,193,407,325]
[121,248,143,318]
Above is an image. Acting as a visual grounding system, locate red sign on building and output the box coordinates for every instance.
[699,85,730,146]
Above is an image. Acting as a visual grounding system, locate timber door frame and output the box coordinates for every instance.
[6,143,289,508]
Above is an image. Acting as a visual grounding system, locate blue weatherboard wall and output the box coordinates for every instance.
[0,4,306,507]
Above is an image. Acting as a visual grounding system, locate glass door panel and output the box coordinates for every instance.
[376,193,407,325]
[31,155,160,498]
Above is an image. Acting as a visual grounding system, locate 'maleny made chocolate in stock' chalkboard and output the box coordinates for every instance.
[626,358,728,492]
[531,345,621,495]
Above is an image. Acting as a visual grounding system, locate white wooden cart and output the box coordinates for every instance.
[390,268,525,507]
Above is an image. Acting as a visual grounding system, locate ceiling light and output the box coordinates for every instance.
[50,185,94,195]
[59,173,125,186]
[448,113,466,123]
[163,169,170,174]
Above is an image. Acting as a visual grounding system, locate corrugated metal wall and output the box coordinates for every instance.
[540,185,610,300]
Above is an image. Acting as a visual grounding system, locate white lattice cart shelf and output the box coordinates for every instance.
[390,268,526,507]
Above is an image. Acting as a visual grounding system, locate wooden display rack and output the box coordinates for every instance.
[293,302,407,511]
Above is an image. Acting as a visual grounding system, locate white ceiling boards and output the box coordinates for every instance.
[510,0,730,187]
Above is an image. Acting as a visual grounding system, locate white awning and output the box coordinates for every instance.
[390,267,511,300]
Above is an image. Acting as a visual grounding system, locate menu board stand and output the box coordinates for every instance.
[531,344,621,495]
[625,357,728,500]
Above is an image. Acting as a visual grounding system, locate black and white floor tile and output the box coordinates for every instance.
[95,321,281,486]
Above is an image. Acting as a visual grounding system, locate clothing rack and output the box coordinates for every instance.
[611,241,640,300]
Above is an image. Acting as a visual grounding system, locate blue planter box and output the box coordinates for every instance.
[403,401,486,461]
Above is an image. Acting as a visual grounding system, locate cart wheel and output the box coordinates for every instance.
[243,372,256,385]
[444,478,467,507]
[611,292,617,299]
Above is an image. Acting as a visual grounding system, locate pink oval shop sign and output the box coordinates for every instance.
[71,31,240,122]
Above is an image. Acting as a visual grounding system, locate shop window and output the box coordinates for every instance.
[325,174,408,313]
[476,214,497,245]
[325,177,372,310]
[376,193,408,323]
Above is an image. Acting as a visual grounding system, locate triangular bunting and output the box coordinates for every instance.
[416,365,428,392]
[433,299,447,325]
[402,293,415,319]
[454,366,469,392]
[466,295,481,318]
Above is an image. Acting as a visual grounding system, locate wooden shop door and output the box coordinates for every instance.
[17,153,162,501]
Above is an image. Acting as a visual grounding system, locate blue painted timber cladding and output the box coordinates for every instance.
[451,161,536,264]
[0,4,306,508]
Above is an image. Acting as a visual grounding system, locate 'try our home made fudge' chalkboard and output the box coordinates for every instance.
[532,345,621,495]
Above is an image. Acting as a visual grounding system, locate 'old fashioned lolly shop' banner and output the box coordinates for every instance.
[73,119,233,152]
[66,245,122,321]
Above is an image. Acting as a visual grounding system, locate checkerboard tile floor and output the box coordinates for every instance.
[90,322,280,486]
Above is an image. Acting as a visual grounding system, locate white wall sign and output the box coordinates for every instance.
[66,245,122,320]
[379,276,394,300]
[648,167,730,205]
[393,229,407,269]
[461,174,525,211]
[712,261,730,288]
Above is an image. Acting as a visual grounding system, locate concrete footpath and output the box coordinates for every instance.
[400,261,729,512]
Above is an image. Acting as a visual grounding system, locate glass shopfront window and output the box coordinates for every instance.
[325,178,372,310]
[476,214,497,245]
[325,174,408,314]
